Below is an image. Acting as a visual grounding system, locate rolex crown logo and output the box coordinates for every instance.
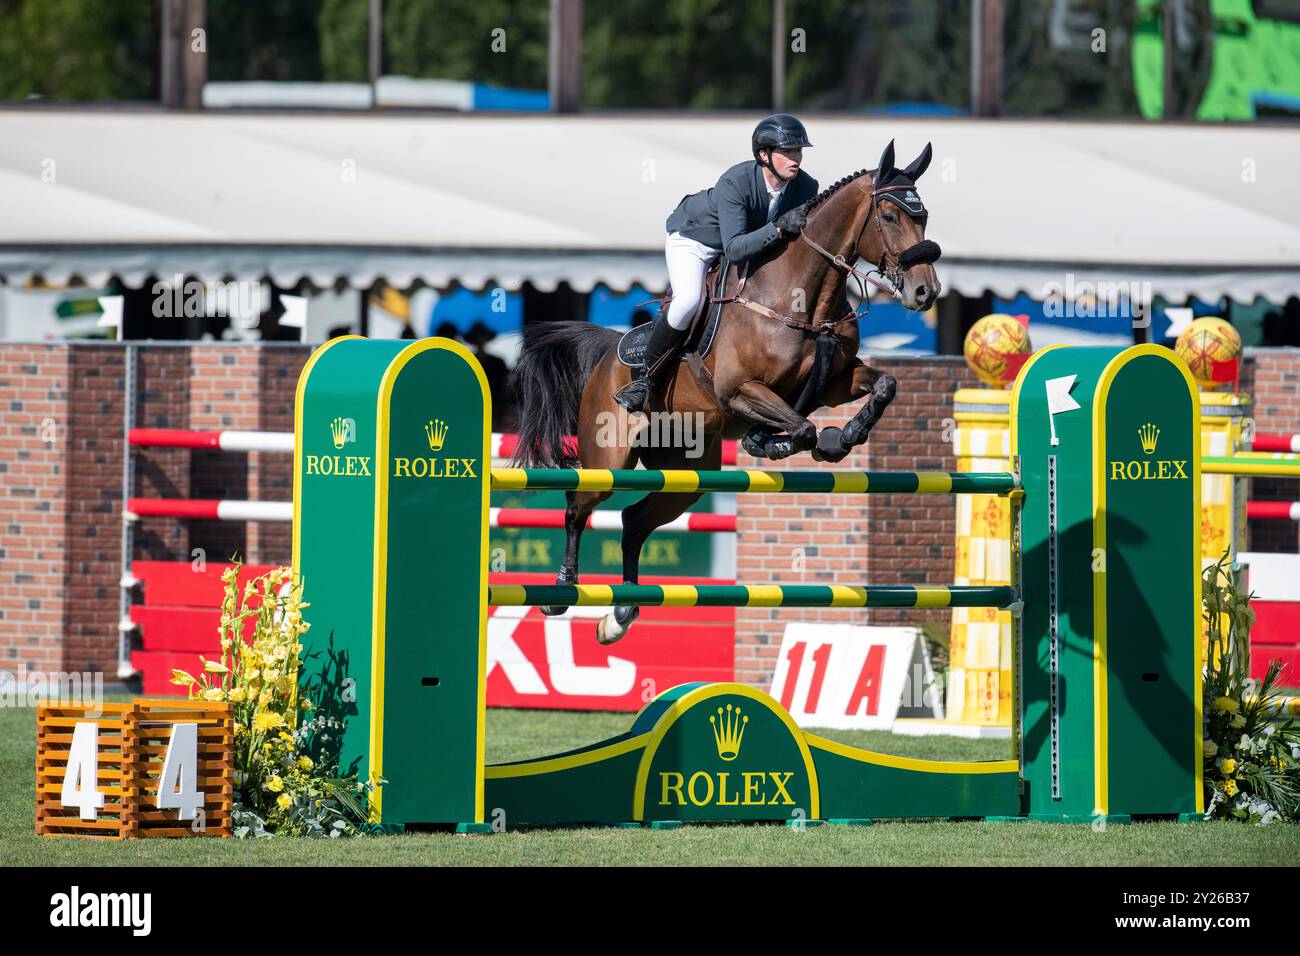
[710,703,748,762]
[330,417,353,449]
[1138,422,1160,455]
[425,418,449,452]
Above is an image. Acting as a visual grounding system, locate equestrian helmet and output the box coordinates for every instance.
[752,113,813,161]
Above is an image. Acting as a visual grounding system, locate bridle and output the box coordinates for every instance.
[716,173,929,337]
[800,175,922,301]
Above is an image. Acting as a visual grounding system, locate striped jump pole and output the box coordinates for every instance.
[293,337,1203,828]
[125,498,292,522]
[493,432,739,465]
[490,508,734,532]
[1256,697,1300,720]
[128,428,295,452]
[488,583,1018,609]
[124,498,735,532]
[491,468,1019,495]
[1251,433,1300,454]
[1203,454,1300,478]
[130,426,741,464]
[1246,501,1300,521]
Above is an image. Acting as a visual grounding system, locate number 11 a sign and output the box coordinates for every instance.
[769,624,934,730]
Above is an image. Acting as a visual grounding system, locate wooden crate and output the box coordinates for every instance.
[36,703,134,839]
[36,699,232,839]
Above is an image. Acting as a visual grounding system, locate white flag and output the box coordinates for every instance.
[1164,307,1194,339]
[1045,375,1081,446]
[279,294,307,329]
[96,295,123,335]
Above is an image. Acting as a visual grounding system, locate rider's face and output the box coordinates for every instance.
[768,147,802,178]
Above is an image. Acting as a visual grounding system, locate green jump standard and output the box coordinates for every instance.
[293,340,1204,829]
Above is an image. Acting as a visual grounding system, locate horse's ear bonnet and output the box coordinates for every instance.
[900,143,932,181]
[875,142,932,224]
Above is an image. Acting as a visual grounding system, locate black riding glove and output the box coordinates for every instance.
[774,203,808,236]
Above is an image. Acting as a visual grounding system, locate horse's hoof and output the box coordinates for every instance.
[540,605,569,617]
[741,427,773,458]
[597,613,629,645]
[815,426,849,463]
[765,439,797,460]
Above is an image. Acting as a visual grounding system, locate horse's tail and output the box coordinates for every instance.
[509,321,620,468]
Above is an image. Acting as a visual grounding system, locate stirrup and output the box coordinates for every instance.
[613,378,649,412]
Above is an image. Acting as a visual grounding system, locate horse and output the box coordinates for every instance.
[508,140,941,645]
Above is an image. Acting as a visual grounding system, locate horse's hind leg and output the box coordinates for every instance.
[539,488,609,615]
[543,351,636,616]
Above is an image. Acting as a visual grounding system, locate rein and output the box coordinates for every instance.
[802,178,916,301]
[718,176,919,337]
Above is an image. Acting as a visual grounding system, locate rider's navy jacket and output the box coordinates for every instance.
[666,160,819,263]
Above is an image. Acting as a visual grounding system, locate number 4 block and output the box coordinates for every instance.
[36,699,233,839]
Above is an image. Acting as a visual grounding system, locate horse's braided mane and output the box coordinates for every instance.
[804,167,873,215]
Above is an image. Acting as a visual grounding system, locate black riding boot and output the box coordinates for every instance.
[614,315,689,413]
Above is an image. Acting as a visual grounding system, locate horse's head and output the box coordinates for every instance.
[859,140,942,312]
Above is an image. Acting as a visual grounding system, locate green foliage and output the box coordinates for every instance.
[583,0,769,109]
[383,0,547,87]
[319,0,369,82]
[206,0,326,82]
[0,0,156,101]
[788,0,970,111]
[0,0,1216,116]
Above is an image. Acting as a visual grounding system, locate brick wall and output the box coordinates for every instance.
[0,342,309,682]
[734,357,972,688]
[0,346,70,675]
[1243,351,1300,553]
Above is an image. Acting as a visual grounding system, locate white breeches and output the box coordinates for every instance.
[664,232,722,330]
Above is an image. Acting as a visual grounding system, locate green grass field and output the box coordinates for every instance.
[5,704,1299,866]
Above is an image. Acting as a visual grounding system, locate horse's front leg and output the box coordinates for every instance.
[728,381,819,461]
[811,360,897,463]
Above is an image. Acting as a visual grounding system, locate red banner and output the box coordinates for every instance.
[485,574,735,711]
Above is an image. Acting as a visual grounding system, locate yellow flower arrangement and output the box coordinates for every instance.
[171,561,378,837]
[253,711,285,734]
[1201,554,1300,824]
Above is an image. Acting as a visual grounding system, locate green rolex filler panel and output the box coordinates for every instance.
[295,337,490,828]
[1012,345,1203,822]
[293,337,407,784]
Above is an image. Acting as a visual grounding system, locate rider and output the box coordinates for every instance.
[615,113,820,413]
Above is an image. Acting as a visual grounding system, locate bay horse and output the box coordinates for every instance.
[509,140,941,644]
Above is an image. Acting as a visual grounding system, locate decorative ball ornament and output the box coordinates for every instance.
[963,314,1032,388]
[1174,317,1241,388]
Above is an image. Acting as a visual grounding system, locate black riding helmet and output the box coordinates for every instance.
[752,113,813,180]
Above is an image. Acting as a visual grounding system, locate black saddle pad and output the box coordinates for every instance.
[616,261,733,367]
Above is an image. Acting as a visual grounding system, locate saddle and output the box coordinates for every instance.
[615,259,734,369]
